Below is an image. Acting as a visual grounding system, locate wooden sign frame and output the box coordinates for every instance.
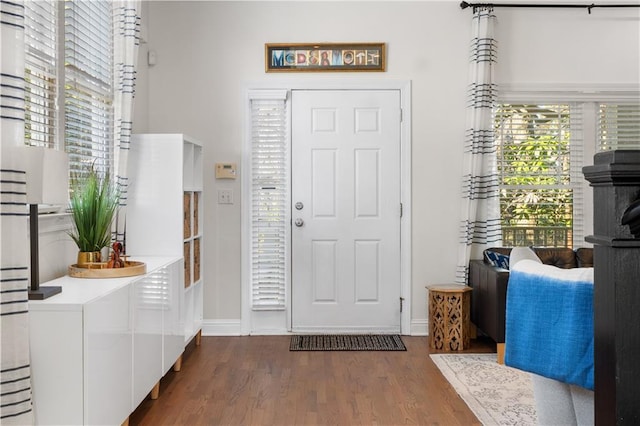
[265,43,386,72]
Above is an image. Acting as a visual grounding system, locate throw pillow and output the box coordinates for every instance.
[484,250,510,269]
[510,246,542,268]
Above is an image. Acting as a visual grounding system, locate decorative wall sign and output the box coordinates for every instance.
[265,43,386,72]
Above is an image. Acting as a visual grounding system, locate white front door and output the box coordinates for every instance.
[291,89,401,333]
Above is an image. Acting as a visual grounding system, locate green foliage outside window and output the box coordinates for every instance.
[495,104,573,247]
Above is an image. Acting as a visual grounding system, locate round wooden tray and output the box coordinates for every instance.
[68,261,146,278]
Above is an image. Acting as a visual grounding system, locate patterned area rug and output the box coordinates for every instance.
[290,334,406,351]
[431,353,537,425]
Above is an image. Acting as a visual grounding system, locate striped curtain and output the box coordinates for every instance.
[0,0,33,423]
[112,0,141,249]
[456,7,501,284]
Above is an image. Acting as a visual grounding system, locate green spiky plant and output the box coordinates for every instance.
[68,166,120,253]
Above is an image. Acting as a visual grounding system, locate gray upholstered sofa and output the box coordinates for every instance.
[468,247,594,357]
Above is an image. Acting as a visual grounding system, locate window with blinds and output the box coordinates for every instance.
[64,0,114,179]
[24,1,115,179]
[24,1,58,148]
[494,104,583,248]
[249,92,289,311]
[599,103,640,151]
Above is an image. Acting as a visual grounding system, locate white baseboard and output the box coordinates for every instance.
[249,328,291,335]
[201,319,243,336]
[411,318,428,336]
[202,318,430,336]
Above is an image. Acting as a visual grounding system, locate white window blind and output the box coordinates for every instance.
[64,0,113,179]
[598,103,640,151]
[24,1,57,148]
[249,91,289,311]
[495,104,584,248]
[569,103,585,247]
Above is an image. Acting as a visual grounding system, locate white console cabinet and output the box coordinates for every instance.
[127,134,204,346]
[29,257,181,426]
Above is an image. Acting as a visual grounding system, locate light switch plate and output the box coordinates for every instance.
[218,189,233,204]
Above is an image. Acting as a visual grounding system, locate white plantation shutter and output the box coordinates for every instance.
[249,90,289,310]
[65,0,113,179]
[599,103,640,151]
[24,1,58,148]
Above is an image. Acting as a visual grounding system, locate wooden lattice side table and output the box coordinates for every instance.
[426,284,472,351]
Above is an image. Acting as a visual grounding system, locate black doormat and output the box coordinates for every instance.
[290,334,406,351]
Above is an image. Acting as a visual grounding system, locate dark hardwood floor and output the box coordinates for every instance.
[129,335,495,426]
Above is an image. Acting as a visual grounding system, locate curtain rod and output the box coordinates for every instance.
[460,1,640,13]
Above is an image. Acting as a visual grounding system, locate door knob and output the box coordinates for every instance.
[295,202,304,210]
[294,218,304,227]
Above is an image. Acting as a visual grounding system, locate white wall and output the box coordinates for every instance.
[496,7,640,85]
[37,215,77,283]
[135,1,640,332]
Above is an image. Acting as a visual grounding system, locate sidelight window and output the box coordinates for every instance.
[248,90,289,310]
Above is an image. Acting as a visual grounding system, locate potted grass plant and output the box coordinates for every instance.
[68,166,120,266]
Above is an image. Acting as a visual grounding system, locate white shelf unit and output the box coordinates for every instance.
[29,257,182,426]
[128,134,204,346]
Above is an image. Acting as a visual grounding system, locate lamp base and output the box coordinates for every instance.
[28,286,62,300]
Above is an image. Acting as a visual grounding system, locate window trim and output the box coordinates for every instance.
[499,83,640,103]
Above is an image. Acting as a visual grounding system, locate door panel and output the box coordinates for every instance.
[312,240,337,302]
[355,149,380,217]
[291,90,401,332]
[354,240,380,302]
[312,150,337,217]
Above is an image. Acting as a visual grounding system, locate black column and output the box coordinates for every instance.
[583,150,640,425]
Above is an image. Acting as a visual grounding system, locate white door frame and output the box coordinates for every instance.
[241,79,412,335]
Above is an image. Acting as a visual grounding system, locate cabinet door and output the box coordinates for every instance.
[30,310,84,425]
[163,259,185,373]
[84,284,132,425]
[133,271,164,407]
